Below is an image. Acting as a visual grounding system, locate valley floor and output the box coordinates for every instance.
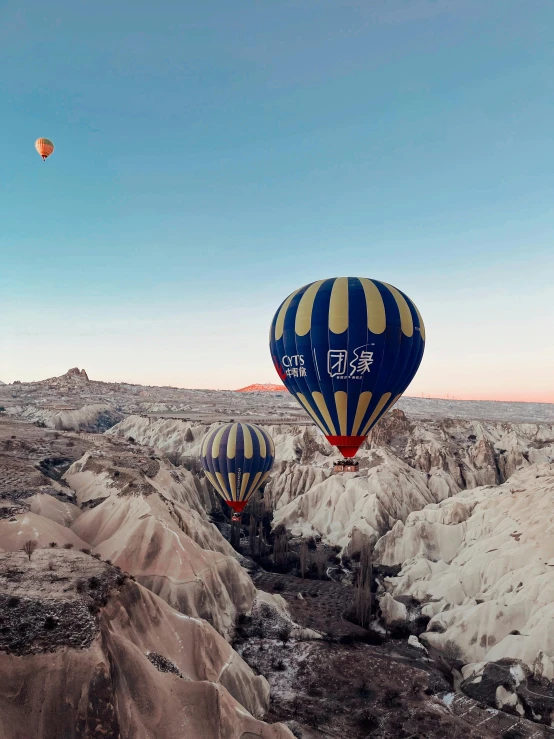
[238,567,554,739]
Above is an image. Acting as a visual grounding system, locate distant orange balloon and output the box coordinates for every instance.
[35,138,54,161]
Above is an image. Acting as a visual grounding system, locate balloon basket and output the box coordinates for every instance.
[333,460,360,473]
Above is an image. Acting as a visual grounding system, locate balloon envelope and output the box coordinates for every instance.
[269,277,425,457]
[35,138,54,160]
[200,422,275,513]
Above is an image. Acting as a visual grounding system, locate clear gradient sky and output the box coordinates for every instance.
[1,0,553,401]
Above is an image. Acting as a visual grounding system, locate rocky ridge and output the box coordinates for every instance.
[0,550,293,739]
[0,418,294,738]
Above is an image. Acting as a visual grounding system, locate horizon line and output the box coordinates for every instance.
[2,372,553,406]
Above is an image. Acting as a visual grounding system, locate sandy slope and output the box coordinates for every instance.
[67,449,256,639]
[23,492,81,526]
[0,503,88,550]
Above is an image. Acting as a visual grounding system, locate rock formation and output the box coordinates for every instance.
[0,550,294,739]
[375,464,554,679]
[64,367,89,381]
[110,412,554,555]
[66,450,256,639]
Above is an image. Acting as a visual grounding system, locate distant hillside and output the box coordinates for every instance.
[236,383,286,393]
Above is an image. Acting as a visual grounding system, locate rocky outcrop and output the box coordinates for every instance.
[376,464,554,678]
[68,451,256,639]
[379,592,409,627]
[272,452,435,550]
[109,413,554,556]
[0,550,294,739]
[64,367,89,381]
[461,659,554,724]
[265,461,329,511]
[19,403,122,432]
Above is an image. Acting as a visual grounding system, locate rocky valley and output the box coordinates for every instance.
[1,370,554,738]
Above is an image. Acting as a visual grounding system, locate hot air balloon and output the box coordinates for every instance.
[200,422,275,520]
[35,138,54,161]
[270,277,425,459]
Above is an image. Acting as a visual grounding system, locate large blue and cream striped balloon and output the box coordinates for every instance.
[270,277,425,458]
[200,423,275,513]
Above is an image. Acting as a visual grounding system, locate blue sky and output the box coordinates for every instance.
[1,0,553,399]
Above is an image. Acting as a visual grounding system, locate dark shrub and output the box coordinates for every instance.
[390,622,411,639]
[502,730,525,739]
[382,689,401,708]
[356,630,384,646]
[357,710,380,732]
[339,633,355,646]
[278,625,292,645]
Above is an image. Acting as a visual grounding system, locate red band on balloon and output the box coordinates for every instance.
[326,435,366,458]
[226,500,248,513]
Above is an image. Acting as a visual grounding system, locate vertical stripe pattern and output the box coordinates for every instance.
[35,138,55,160]
[270,277,425,445]
[200,422,275,505]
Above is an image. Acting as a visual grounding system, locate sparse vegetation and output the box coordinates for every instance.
[249,514,256,557]
[278,624,292,646]
[23,539,38,561]
[356,709,380,732]
[314,549,327,580]
[353,542,372,629]
[63,543,74,550]
[299,540,309,580]
[257,520,265,557]
[502,729,525,739]
[382,689,401,708]
[43,615,58,630]
[147,652,182,677]
[273,529,289,571]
